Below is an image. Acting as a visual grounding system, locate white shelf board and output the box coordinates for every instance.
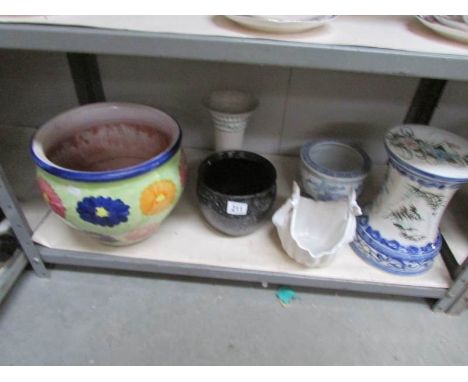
[21,199,49,232]
[0,16,468,80]
[0,16,467,57]
[33,148,456,291]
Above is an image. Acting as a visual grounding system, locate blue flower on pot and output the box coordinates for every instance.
[76,196,130,227]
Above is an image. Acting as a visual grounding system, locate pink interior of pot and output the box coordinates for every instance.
[47,122,169,172]
[33,103,180,174]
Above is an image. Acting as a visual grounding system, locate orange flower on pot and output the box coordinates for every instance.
[140,179,177,215]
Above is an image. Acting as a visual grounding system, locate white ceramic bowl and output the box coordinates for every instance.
[300,141,371,201]
[273,182,362,268]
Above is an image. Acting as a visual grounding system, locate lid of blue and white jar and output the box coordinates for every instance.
[385,124,468,183]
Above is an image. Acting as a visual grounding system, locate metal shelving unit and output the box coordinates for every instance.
[0,249,28,304]
[1,23,468,80]
[0,19,467,314]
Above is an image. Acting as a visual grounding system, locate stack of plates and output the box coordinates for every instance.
[417,15,468,44]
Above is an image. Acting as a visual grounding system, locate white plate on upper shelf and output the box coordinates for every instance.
[433,15,468,33]
[416,15,468,44]
[225,15,337,34]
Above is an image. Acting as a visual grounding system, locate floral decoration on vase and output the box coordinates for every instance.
[76,196,130,227]
[179,151,188,186]
[140,179,177,215]
[387,126,468,166]
[125,222,160,242]
[37,176,66,218]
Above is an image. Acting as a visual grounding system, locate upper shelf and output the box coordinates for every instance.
[0,16,468,81]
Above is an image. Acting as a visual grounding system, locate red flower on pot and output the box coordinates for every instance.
[37,176,66,218]
[179,150,188,186]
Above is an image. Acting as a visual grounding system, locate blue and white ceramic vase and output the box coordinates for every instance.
[300,141,371,201]
[351,124,468,275]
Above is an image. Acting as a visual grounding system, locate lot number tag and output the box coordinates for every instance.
[227,201,248,215]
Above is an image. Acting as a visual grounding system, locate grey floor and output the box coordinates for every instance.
[0,266,467,366]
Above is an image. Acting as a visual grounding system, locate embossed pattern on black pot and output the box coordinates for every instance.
[197,151,277,236]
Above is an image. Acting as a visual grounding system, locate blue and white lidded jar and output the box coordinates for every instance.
[300,141,371,201]
[351,124,468,275]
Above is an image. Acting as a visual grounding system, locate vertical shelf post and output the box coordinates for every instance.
[403,78,447,125]
[433,257,468,314]
[0,167,48,277]
[0,250,28,303]
[67,53,105,104]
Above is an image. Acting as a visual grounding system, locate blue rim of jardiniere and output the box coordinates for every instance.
[300,140,371,179]
[30,102,182,183]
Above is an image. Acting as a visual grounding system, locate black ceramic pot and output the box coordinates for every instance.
[197,151,277,236]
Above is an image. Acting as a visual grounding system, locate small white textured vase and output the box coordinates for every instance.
[203,90,258,151]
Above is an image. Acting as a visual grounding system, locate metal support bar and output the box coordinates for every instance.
[446,287,468,315]
[67,53,105,105]
[404,78,447,124]
[0,167,48,277]
[39,246,447,299]
[433,256,468,314]
[439,236,460,280]
[0,249,28,304]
